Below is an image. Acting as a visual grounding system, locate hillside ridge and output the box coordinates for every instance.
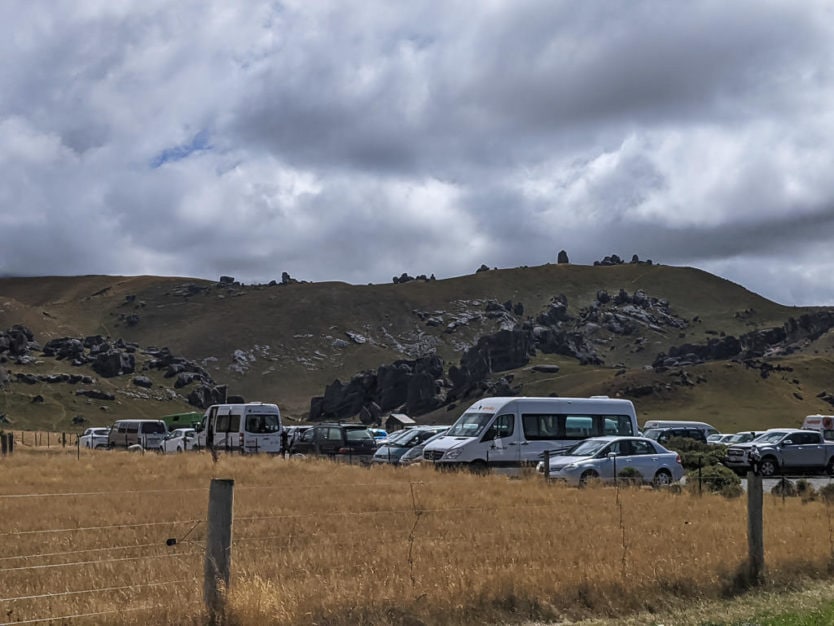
[1,262,832,433]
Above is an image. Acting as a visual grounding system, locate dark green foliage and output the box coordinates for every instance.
[664,437,726,471]
[771,478,797,497]
[686,463,742,496]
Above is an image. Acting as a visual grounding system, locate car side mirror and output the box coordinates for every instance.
[781,439,792,446]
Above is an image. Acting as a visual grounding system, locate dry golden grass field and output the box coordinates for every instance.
[3,443,834,625]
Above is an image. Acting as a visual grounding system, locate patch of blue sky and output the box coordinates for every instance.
[150,130,212,168]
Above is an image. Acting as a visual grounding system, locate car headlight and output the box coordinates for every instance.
[444,449,462,460]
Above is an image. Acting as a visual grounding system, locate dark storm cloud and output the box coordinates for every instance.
[2,1,834,306]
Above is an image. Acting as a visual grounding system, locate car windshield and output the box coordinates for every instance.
[446,412,493,438]
[562,439,609,457]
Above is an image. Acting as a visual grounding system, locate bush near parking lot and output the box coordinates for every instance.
[686,463,743,497]
[664,436,726,471]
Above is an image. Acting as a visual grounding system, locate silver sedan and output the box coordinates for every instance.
[537,436,684,487]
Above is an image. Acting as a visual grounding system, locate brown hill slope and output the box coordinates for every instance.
[1,263,832,433]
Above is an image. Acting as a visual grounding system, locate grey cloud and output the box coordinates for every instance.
[3,1,834,308]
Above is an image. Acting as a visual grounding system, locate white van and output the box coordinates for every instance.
[641,420,718,438]
[422,396,639,470]
[108,419,168,450]
[195,403,283,454]
[801,415,834,441]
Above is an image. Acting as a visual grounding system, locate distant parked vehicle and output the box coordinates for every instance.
[707,434,735,445]
[725,431,766,445]
[79,427,110,449]
[372,427,448,466]
[194,403,283,454]
[642,420,718,438]
[643,427,708,445]
[291,423,377,464]
[108,420,168,450]
[397,431,449,466]
[537,436,684,487]
[159,428,197,454]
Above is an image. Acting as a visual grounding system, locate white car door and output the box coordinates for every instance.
[480,413,521,466]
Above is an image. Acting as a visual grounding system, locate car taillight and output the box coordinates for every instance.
[675,453,682,465]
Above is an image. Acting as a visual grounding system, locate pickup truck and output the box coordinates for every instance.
[724,429,834,476]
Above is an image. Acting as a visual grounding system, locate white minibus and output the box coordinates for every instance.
[422,396,639,470]
[195,403,283,454]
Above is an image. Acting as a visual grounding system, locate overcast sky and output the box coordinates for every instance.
[2,1,834,306]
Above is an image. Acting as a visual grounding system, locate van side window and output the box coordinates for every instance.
[216,414,241,433]
[603,415,635,436]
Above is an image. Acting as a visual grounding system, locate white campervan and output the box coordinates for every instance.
[195,403,284,454]
[422,396,639,470]
[801,414,834,441]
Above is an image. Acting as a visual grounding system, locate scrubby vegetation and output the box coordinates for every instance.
[3,447,834,624]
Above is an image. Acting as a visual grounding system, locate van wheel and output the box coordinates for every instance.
[579,470,599,487]
[759,457,778,477]
[652,469,673,488]
[469,460,489,475]
[826,458,834,476]
[176,447,183,453]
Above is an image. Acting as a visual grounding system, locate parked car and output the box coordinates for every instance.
[79,427,110,449]
[707,433,736,445]
[159,428,197,454]
[283,425,313,452]
[108,419,168,450]
[397,431,448,466]
[537,436,684,487]
[368,428,389,443]
[291,423,378,464]
[643,427,708,445]
[726,431,767,445]
[372,427,448,466]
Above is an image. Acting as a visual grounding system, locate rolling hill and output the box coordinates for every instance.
[2,261,832,434]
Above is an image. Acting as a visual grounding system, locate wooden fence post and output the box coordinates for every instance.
[204,478,234,623]
[747,471,764,584]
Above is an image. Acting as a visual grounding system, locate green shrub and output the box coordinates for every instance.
[796,478,817,502]
[686,463,741,495]
[770,478,797,497]
[664,437,728,472]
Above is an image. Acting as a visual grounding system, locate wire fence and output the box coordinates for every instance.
[3,456,834,624]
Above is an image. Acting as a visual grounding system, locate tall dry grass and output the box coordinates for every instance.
[1,448,834,625]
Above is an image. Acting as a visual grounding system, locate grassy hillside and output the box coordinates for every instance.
[1,262,832,432]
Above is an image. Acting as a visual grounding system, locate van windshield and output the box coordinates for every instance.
[446,412,493,437]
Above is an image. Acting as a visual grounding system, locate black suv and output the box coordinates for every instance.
[643,427,707,445]
[291,423,377,464]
